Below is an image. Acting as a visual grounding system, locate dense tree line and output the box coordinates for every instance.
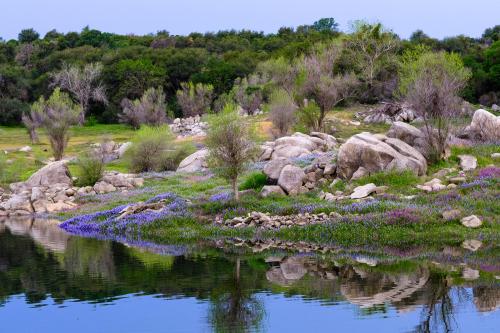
[0,20,499,125]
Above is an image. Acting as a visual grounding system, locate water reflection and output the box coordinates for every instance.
[0,218,498,332]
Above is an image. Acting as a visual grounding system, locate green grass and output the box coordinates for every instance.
[352,170,420,194]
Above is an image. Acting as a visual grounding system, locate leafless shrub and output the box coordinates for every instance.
[299,43,358,130]
[119,87,168,129]
[51,62,107,125]
[176,82,214,117]
[404,52,470,162]
[269,89,297,137]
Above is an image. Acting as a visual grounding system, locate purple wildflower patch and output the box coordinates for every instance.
[60,192,190,241]
[209,192,233,202]
[477,166,500,179]
[385,208,421,225]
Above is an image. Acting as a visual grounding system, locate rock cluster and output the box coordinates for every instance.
[262,152,337,196]
[79,171,144,196]
[169,116,208,137]
[417,178,456,192]
[357,102,418,124]
[0,162,144,216]
[259,132,337,161]
[219,211,341,230]
[336,132,427,180]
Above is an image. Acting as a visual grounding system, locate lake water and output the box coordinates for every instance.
[0,217,498,333]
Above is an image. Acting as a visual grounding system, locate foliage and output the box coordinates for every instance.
[119,87,168,129]
[176,82,214,117]
[295,100,322,132]
[0,98,29,125]
[18,28,39,43]
[239,171,267,191]
[125,125,174,172]
[75,151,105,186]
[345,22,400,101]
[206,104,258,200]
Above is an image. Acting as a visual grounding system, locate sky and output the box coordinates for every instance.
[1,0,499,41]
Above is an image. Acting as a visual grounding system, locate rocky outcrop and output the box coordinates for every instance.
[176,149,209,173]
[0,162,144,216]
[336,132,427,180]
[259,132,337,161]
[169,116,208,137]
[357,102,418,124]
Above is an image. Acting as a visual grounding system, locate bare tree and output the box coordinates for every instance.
[233,75,264,115]
[206,104,257,201]
[30,88,80,160]
[119,87,168,129]
[176,82,213,117]
[300,43,358,130]
[269,89,298,137]
[51,62,107,125]
[15,43,38,69]
[403,52,470,162]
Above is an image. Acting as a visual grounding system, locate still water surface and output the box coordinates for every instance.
[0,217,498,332]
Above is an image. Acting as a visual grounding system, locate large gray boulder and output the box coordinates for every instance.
[23,161,72,189]
[263,158,291,181]
[337,132,427,180]
[387,122,425,146]
[278,165,306,195]
[177,149,209,173]
[467,109,500,141]
[259,132,338,161]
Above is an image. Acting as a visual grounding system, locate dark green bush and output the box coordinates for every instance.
[0,98,29,126]
[239,171,267,191]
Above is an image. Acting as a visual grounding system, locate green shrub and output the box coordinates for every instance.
[75,152,105,186]
[239,171,267,191]
[125,125,174,173]
[295,102,321,132]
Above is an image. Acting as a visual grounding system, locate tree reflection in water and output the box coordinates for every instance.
[209,258,265,332]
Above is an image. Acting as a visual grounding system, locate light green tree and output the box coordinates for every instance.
[206,104,258,201]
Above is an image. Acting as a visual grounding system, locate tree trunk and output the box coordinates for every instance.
[28,128,39,144]
[77,111,85,126]
[232,177,239,201]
